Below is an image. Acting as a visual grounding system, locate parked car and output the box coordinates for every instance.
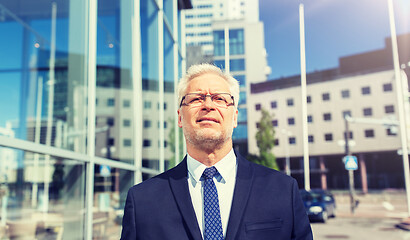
[300,189,336,223]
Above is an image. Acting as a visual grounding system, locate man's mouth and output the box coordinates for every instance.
[197,117,219,123]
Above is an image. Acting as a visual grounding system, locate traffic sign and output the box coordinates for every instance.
[343,155,358,171]
[100,165,111,177]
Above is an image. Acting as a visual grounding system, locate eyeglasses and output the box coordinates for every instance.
[180,93,235,108]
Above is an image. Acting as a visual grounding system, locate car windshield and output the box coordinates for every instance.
[301,192,324,202]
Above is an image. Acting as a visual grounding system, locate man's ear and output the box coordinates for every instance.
[178,109,183,128]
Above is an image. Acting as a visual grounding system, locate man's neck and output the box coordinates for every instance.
[186,142,233,167]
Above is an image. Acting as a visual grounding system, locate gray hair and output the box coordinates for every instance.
[177,63,240,108]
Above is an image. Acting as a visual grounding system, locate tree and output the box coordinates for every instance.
[248,107,279,170]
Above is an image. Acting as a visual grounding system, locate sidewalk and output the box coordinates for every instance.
[333,190,408,219]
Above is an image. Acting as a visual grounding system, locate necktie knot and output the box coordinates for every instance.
[202,166,218,179]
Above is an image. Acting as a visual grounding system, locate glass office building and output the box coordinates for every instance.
[212,20,270,156]
[0,0,191,239]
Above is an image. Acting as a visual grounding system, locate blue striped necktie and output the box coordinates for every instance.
[202,167,224,240]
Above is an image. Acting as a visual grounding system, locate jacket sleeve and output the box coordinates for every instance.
[291,179,313,240]
[120,188,137,240]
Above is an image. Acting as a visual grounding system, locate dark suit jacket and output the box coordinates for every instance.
[121,153,313,240]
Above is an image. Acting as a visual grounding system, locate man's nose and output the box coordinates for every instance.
[202,96,215,109]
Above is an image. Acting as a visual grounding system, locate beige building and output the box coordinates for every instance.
[249,69,402,157]
[248,33,410,191]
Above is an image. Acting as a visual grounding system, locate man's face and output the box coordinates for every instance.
[178,73,238,151]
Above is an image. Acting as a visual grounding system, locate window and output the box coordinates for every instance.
[307,115,313,123]
[255,103,261,111]
[123,139,132,147]
[164,121,167,129]
[235,75,246,87]
[387,128,397,136]
[341,89,350,98]
[361,86,371,95]
[230,59,245,71]
[229,29,245,55]
[385,105,394,114]
[144,101,151,109]
[239,91,246,105]
[107,98,115,106]
[272,120,278,127]
[383,83,393,92]
[123,99,131,108]
[363,108,372,116]
[256,122,260,128]
[307,96,311,103]
[289,137,296,144]
[274,139,279,146]
[344,131,353,139]
[213,30,225,56]
[288,117,295,125]
[164,103,167,110]
[308,135,314,143]
[342,110,351,118]
[143,139,151,147]
[364,129,375,138]
[214,60,225,70]
[271,101,277,109]
[322,93,330,101]
[144,120,151,128]
[287,98,294,106]
[123,119,131,127]
[107,118,114,126]
[323,113,332,121]
[324,133,333,141]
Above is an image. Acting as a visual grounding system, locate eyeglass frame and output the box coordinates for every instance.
[179,93,235,108]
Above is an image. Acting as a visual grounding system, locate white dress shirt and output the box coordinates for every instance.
[187,149,237,239]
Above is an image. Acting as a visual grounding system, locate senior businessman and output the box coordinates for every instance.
[121,63,313,240]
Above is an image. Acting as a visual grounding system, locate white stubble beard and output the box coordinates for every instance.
[182,118,235,152]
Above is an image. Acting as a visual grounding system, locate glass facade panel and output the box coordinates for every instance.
[233,123,247,140]
[93,166,133,239]
[237,108,247,123]
[234,75,246,87]
[96,1,135,164]
[229,29,245,55]
[163,22,177,169]
[0,147,86,239]
[213,30,225,56]
[239,91,247,105]
[230,59,245,71]
[214,60,225,70]
[0,0,187,238]
[141,0,160,173]
[163,0,174,33]
[0,1,89,154]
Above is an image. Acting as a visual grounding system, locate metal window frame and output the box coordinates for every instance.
[0,0,186,238]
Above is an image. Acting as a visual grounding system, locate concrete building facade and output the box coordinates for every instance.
[249,33,410,191]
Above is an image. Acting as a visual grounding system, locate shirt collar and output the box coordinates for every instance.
[187,149,237,186]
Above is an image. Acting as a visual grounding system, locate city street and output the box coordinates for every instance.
[311,191,410,239]
[311,217,410,240]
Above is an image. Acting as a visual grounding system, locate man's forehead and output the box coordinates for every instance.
[187,73,229,90]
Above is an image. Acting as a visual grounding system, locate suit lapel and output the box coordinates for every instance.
[225,154,254,240]
[169,157,203,240]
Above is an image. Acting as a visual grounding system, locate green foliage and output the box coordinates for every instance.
[167,118,184,170]
[247,108,279,170]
